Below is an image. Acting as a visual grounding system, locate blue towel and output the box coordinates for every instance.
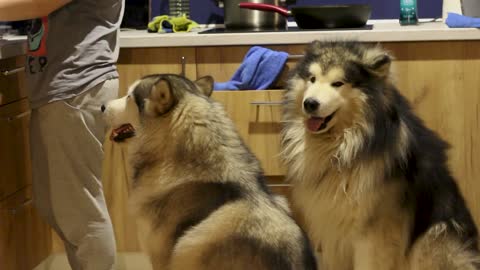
[214,46,289,91]
[445,12,480,28]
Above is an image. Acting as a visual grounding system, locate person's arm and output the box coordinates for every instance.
[0,0,71,21]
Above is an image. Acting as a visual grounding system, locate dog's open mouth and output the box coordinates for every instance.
[110,124,135,142]
[306,112,336,133]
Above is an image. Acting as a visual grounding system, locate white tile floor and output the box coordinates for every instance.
[34,253,153,270]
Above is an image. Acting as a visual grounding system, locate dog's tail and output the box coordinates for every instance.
[409,223,480,270]
[272,194,292,215]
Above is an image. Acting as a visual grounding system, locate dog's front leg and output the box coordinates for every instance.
[137,218,174,270]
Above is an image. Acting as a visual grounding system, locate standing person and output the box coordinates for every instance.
[0,0,124,269]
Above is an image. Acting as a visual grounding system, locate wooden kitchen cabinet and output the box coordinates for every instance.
[0,56,52,269]
[0,98,31,200]
[0,56,30,201]
[0,56,26,106]
[211,90,285,176]
[196,46,305,176]
[117,47,197,96]
[0,187,52,270]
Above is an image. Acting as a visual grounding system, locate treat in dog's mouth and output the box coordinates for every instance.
[306,111,336,133]
[110,123,135,142]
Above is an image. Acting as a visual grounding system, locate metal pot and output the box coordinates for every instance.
[216,0,295,30]
[239,3,371,29]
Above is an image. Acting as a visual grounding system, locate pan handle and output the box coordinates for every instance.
[281,0,297,5]
[238,2,291,17]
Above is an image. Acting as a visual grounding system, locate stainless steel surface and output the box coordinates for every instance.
[180,56,186,77]
[287,54,304,59]
[0,38,27,60]
[250,101,283,105]
[1,66,25,76]
[461,0,480,17]
[221,0,287,30]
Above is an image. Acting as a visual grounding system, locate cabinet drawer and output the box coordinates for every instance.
[0,56,26,106]
[212,90,286,176]
[0,187,52,270]
[0,98,31,200]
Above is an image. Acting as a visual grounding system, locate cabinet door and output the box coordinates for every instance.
[0,56,26,106]
[212,90,286,176]
[0,98,31,200]
[0,187,52,270]
[117,47,196,96]
[195,45,306,89]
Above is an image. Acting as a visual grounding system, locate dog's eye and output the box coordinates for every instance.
[310,76,316,83]
[127,95,131,99]
[331,81,344,87]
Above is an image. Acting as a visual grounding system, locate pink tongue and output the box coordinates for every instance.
[306,117,325,132]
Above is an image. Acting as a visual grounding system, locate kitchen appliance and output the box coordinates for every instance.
[461,0,480,17]
[239,2,371,29]
[121,0,150,30]
[217,0,296,30]
[198,25,373,34]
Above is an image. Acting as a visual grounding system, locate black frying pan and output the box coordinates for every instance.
[239,3,371,29]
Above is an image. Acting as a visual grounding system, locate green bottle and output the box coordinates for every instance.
[400,0,418,25]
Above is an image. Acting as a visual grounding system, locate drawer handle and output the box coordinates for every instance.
[1,110,31,122]
[1,66,25,76]
[268,184,291,187]
[8,199,32,215]
[287,54,304,60]
[180,56,186,77]
[250,101,283,106]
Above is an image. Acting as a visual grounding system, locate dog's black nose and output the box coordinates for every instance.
[101,104,106,112]
[303,98,320,113]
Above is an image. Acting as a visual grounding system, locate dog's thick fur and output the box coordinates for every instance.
[103,74,317,270]
[281,40,480,270]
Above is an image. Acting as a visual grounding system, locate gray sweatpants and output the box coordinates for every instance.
[30,79,118,270]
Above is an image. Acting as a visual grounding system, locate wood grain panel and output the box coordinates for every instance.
[0,187,52,270]
[0,98,31,200]
[117,47,197,96]
[383,41,480,230]
[102,142,140,252]
[211,90,285,176]
[0,56,26,106]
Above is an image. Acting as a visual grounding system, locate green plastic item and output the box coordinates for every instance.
[148,14,199,33]
[400,0,418,25]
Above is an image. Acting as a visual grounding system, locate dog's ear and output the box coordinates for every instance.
[305,40,322,55]
[194,76,214,97]
[145,78,176,116]
[362,46,392,78]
